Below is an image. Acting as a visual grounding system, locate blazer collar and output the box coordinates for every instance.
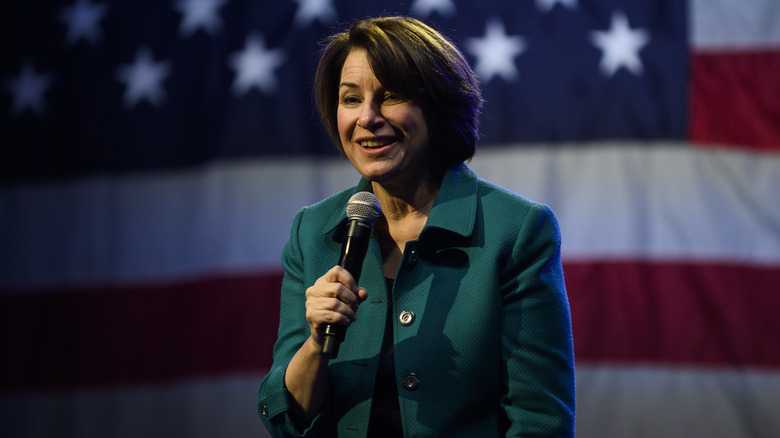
[323,177,373,236]
[422,163,478,239]
[323,163,478,240]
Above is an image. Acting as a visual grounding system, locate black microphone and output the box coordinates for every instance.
[321,191,382,359]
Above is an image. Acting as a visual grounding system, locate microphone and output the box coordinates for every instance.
[321,191,382,359]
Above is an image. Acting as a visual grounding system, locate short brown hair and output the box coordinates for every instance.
[314,16,483,176]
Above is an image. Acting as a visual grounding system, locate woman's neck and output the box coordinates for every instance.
[370,174,439,221]
[371,176,440,279]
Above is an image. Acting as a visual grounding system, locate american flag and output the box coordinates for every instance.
[2,0,779,437]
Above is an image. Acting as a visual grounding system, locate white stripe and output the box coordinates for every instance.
[690,0,780,50]
[469,142,780,264]
[0,374,271,438]
[2,367,778,438]
[575,364,780,438]
[0,158,359,289]
[2,143,779,289]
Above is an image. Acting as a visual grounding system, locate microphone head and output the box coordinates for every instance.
[346,191,382,223]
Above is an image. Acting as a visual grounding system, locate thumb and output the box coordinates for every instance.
[356,287,369,303]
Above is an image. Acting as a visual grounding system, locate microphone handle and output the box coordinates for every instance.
[321,219,372,359]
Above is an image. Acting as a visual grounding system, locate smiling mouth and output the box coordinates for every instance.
[358,139,393,149]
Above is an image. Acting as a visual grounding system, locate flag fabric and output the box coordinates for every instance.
[2,0,779,437]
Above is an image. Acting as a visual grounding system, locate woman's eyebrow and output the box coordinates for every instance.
[339,82,359,90]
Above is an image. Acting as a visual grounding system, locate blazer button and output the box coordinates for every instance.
[402,373,420,391]
[259,404,269,418]
[407,249,418,266]
[398,310,415,326]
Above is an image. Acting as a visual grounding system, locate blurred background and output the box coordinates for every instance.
[2,0,779,437]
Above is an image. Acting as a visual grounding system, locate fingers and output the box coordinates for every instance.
[306,288,357,325]
[305,266,365,333]
[312,266,361,309]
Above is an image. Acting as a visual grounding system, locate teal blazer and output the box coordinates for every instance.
[259,164,575,437]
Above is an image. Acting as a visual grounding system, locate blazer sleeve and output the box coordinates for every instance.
[257,207,330,437]
[500,203,576,437]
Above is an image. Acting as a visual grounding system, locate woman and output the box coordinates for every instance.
[258,16,575,437]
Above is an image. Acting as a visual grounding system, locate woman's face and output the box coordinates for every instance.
[337,49,430,188]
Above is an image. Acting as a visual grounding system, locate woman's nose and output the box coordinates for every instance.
[357,102,383,129]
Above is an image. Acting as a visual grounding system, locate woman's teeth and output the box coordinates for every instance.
[359,140,389,148]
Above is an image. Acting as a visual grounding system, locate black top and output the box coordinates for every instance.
[366,278,403,437]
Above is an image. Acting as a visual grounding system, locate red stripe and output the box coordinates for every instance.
[689,50,780,150]
[567,260,780,368]
[3,261,779,392]
[0,272,282,392]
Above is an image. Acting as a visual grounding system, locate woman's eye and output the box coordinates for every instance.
[340,95,360,105]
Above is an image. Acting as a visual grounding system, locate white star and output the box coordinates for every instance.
[465,19,527,83]
[590,11,650,77]
[293,0,337,27]
[535,0,578,13]
[409,0,456,17]
[116,48,172,109]
[3,61,54,118]
[58,0,109,46]
[174,0,227,37]
[229,34,286,96]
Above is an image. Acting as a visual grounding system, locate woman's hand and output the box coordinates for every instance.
[305,265,369,346]
[283,266,367,429]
